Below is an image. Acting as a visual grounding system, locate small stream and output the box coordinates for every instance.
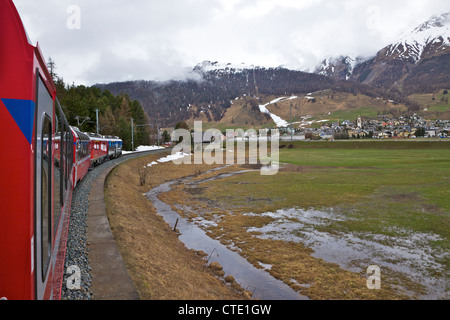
[145,175,308,300]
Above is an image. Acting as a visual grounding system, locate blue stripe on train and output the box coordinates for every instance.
[1,98,35,144]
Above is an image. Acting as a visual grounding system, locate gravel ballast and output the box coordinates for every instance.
[61,150,167,300]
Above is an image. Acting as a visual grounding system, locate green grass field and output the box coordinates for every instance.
[202,140,450,263]
[278,141,450,236]
[164,139,449,298]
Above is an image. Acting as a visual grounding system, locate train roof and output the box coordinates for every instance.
[69,127,121,142]
[104,136,122,141]
[70,126,90,141]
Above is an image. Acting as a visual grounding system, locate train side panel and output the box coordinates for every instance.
[0,99,35,300]
[0,0,38,300]
[0,0,74,300]
[90,136,108,165]
[1,1,125,299]
[72,128,91,187]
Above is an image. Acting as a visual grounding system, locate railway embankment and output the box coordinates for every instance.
[61,149,167,300]
[62,149,246,300]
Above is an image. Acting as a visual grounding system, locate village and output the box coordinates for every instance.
[160,113,450,146]
[278,114,450,141]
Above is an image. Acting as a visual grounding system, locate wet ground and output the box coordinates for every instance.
[146,164,449,300]
[244,207,449,299]
[146,177,308,300]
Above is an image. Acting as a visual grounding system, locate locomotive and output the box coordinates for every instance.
[0,0,122,300]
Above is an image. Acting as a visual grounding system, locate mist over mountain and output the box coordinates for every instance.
[315,12,450,94]
[96,13,448,127]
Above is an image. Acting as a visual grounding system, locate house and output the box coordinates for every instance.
[426,129,437,137]
[379,132,390,139]
[320,130,334,140]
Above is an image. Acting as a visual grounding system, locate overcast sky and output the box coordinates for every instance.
[14,0,449,86]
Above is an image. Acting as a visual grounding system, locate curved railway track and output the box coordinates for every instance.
[62,148,169,300]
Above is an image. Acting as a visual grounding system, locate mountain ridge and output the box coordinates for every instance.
[315,12,450,93]
[95,13,448,127]
[96,64,421,127]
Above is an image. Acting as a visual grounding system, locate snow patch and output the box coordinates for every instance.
[156,152,191,163]
[258,96,298,128]
[122,145,165,154]
[143,152,191,168]
[195,60,256,74]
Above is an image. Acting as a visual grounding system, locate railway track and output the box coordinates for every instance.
[62,148,169,300]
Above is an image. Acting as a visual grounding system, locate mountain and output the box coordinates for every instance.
[95,11,450,130]
[96,58,423,127]
[193,60,257,74]
[316,12,450,94]
[315,54,366,80]
[96,64,338,127]
[385,11,449,64]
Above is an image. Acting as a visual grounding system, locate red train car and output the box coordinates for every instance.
[72,127,91,187]
[89,134,109,166]
[0,0,74,300]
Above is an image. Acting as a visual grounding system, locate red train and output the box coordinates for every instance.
[0,1,122,300]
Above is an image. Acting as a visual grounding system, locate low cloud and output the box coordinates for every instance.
[14,0,449,85]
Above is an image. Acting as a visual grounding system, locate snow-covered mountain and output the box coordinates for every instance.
[196,10,449,91]
[96,13,448,127]
[384,11,450,64]
[193,60,258,74]
[315,54,365,80]
[315,12,450,91]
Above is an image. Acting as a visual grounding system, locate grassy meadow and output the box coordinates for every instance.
[107,140,449,299]
[160,140,449,299]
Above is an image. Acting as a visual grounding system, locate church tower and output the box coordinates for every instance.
[357,115,362,128]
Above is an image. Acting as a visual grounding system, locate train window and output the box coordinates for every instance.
[35,74,55,288]
[77,138,89,158]
[65,131,70,188]
[54,106,62,237]
[76,141,81,160]
[65,130,73,190]
[41,115,52,277]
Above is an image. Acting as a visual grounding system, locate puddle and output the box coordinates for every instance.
[245,207,449,299]
[145,165,448,299]
[146,177,308,300]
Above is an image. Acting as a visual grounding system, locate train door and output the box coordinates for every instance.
[34,74,54,299]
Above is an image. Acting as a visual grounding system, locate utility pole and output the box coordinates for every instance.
[290,102,293,141]
[95,109,99,135]
[157,124,160,146]
[131,117,134,151]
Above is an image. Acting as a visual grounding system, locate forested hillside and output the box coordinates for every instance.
[97,65,419,127]
[97,68,338,127]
